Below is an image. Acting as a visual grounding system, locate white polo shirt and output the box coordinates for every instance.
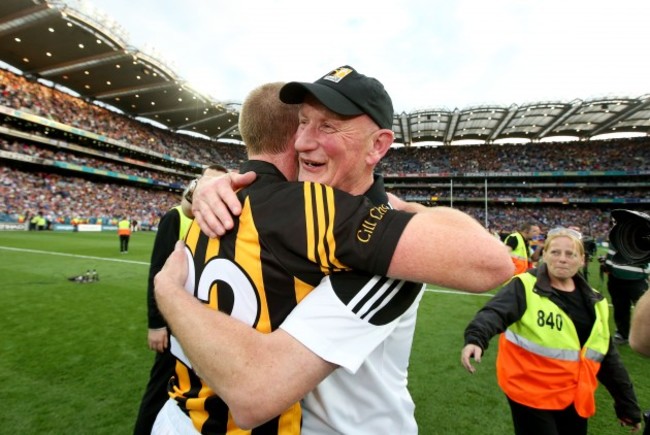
[280,273,424,434]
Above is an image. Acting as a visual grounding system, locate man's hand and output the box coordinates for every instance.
[147,327,169,353]
[154,240,190,313]
[191,171,257,238]
[386,192,428,213]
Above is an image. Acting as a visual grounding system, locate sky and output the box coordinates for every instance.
[80,0,650,114]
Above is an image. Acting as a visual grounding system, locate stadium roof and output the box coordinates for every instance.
[1,0,650,146]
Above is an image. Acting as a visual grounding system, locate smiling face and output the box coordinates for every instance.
[293,96,393,195]
[543,235,585,282]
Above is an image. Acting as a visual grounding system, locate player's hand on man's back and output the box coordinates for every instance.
[192,171,257,237]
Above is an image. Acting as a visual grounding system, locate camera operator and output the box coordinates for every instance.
[604,247,649,345]
[605,211,650,347]
[608,209,650,435]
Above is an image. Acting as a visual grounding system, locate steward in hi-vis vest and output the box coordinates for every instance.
[505,231,530,274]
[463,261,641,433]
[497,271,609,417]
[117,217,131,253]
[118,218,131,235]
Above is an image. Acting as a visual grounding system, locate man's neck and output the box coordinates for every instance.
[249,152,297,181]
[347,178,375,196]
[339,169,376,196]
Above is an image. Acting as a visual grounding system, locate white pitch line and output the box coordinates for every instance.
[424,287,495,298]
[424,283,613,309]
[0,245,149,265]
[0,246,490,295]
[0,245,605,304]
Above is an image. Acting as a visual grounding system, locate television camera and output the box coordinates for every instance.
[608,209,650,265]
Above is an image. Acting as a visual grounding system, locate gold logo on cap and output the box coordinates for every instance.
[323,67,353,83]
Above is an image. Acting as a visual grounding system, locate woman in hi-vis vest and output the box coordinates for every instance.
[461,228,642,435]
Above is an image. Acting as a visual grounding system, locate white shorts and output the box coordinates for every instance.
[152,399,200,435]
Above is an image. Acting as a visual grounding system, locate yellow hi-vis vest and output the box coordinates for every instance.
[172,205,193,240]
[496,272,610,418]
[507,232,530,275]
[118,219,131,235]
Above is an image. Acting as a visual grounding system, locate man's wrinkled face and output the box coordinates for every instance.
[294,97,380,195]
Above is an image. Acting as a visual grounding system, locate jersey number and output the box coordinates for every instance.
[170,245,260,368]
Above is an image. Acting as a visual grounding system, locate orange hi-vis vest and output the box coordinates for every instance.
[496,272,610,418]
[117,219,131,236]
[507,232,530,275]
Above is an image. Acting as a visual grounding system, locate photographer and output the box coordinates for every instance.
[607,209,650,435]
[604,247,649,345]
[605,211,650,346]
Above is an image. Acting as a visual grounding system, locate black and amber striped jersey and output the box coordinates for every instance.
[168,160,414,434]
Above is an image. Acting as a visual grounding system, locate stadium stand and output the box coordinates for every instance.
[1,0,648,241]
[380,137,650,240]
[2,0,649,147]
[2,65,649,239]
[0,68,246,229]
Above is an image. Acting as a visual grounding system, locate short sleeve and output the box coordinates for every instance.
[279,275,423,373]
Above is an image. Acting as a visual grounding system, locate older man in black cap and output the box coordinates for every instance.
[154,68,512,435]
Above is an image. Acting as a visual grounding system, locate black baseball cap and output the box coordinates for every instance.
[279,65,394,129]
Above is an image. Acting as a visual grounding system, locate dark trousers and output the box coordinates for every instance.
[120,235,130,252]
[507,397,588,435]
[133,347,176,435]
[608,275,648,339]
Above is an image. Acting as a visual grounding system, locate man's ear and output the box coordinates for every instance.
[367,129,394,165]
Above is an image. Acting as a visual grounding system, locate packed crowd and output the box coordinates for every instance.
[389,187,649,200]
[0,165,179,227]
[456,204,612,241]
[379,136,650,173]
[1,138,188,186]
[0,69,246,167]
[1,67,647,240]
[0,158,622,240]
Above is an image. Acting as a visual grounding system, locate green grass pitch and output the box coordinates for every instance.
[0,231,647,434]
